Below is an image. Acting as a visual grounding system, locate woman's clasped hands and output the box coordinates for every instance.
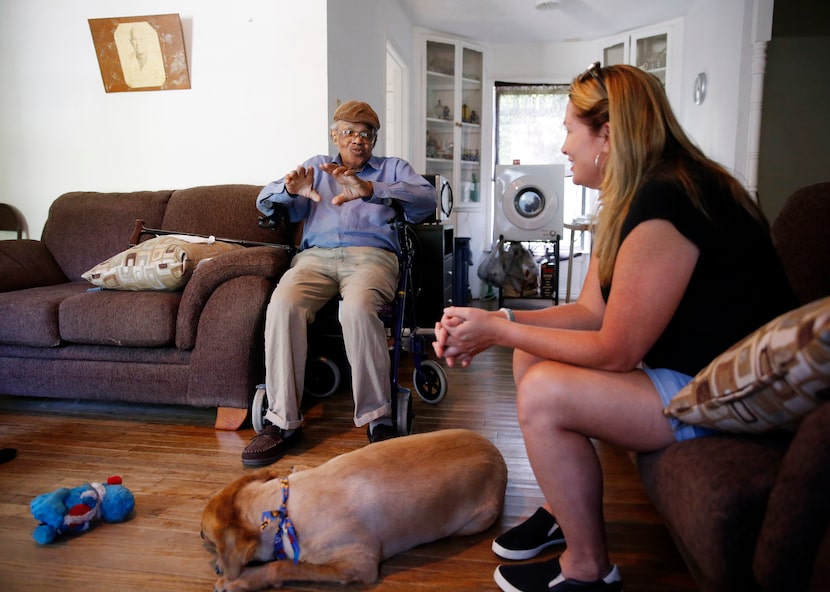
[433,306,503,368]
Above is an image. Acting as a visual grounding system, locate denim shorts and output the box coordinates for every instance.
[643,366,716,442]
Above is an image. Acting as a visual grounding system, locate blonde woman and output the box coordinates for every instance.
[433,63,796,592]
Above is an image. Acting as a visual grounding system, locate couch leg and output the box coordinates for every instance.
[215,407,248,430]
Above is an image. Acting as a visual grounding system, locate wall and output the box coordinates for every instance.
[463,0,766,299]
[327,0,415,158]
[678,0,755,179]
[0,0,329,239]
[757,35,830,219]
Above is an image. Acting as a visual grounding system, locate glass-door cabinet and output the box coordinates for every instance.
[424,39,483,208]
[598,19,682,109]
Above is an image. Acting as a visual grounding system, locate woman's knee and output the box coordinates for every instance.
[515,363,570,427]
[513,349,539,384]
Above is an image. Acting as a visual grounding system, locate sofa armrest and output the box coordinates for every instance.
[754,404,830,591]
[0,239,68,292]
[176,245,292,350]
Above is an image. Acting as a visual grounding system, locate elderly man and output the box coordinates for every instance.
[243,100,436,467]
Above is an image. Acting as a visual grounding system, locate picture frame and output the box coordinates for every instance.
[88,14,190,93]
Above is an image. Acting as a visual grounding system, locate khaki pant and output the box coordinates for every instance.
[263,246,399,430]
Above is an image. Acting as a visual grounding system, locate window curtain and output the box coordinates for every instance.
[495,82,570,167]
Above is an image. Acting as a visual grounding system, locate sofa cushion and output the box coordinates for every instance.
[162,184,294,248]
[59,289,181,347]
[81,236,243,291]
[664,296,830,433]
[41,190,173,280]
[0,240,67,292]
[0,282,90,347]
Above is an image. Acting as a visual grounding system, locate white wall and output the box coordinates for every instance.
[0,0,328,239]
[327,0,415,158]
[679,0,763,184]
[487,0,765,180]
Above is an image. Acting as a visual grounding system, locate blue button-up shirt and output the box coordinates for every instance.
[257,154,436,253]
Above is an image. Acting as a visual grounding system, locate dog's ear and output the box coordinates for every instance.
[216,526,260,580]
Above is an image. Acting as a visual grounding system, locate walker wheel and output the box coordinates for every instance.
[396,387,414,436]
[252,385,267,434]
[304,357,341,398]
[413,359,448,404]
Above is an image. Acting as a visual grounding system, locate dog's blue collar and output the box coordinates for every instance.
[260,478,300,564]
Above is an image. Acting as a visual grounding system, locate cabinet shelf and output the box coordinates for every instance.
[427,70,454,80]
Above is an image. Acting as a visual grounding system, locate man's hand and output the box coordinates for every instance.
[284,166,322,202]
[319,162,373,205]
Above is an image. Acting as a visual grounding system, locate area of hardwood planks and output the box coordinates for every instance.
[0,344,696,591]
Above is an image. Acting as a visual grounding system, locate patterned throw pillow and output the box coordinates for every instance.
[664,296,830,433]
[82,235,243,291]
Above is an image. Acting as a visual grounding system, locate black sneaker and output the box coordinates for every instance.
[494,557,623,592]
[493,507,566,560]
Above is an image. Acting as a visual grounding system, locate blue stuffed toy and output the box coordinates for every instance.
[30,475,135,544]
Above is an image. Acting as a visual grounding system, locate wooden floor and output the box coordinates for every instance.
[0,345,697,591]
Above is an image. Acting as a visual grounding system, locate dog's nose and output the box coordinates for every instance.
[212,560,223,575]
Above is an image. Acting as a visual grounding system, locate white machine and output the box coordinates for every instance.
[493,164,564,242]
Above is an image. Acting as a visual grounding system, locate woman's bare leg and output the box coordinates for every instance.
[512,350,676,581]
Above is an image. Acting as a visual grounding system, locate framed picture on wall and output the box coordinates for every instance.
[88,14,190,93]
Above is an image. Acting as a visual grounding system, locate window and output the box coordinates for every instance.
[495,82,598,236]
[495,82,570,167]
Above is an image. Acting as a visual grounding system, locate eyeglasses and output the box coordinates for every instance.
[336,128,375,141]
[578,61,606,91]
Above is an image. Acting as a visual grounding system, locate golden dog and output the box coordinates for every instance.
[201,428,507,591]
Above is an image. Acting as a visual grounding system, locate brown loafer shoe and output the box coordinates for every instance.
[241,425,301,467]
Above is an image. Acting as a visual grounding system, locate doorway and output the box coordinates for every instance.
[385,40,408,159]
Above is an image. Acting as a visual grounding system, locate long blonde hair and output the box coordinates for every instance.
[569,64,766,286]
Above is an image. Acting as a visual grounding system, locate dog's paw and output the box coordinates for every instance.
[213,577,243,592]
[214,576,273,592]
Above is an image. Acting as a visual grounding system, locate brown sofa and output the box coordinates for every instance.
[0,185,294,429]
[636,182,830,591]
